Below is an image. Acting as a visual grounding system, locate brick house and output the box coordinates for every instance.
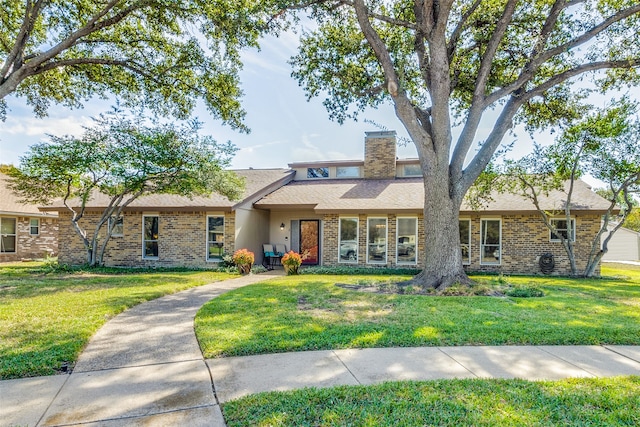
[42,169,293,267]
[0,173,58,262]
[255,131,610,276]
[46,132,611,275]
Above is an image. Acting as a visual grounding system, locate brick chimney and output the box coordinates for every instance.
[364,131,397,179]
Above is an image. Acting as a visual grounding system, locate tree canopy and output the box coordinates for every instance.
[8,110,244,266]
[286,0,640,287]
[0,0,280,126]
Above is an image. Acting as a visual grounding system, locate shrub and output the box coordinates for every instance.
[506,285,545,298]
[281,251,302,267]
[232,249,255,266]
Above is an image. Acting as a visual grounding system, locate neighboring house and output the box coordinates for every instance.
[255,131,610,276]
[0,173,58,262]
[602,223,640,262]
[45,132,612,275]
[41,169,293,267]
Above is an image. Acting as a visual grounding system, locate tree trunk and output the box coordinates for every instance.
[410,173,471,290]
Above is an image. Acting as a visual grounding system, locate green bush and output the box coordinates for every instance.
[506,285,545,298]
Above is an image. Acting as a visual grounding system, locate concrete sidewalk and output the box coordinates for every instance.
[208,345,640,402]
[2,271,639,427]
[1,270,284,427]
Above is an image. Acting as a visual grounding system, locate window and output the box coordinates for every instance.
[207,216,225,261]
[109,216,124,237]
[403,164,422,177]
[550,219,576,242]
[459,219,471,265]
[307,167,329,178]
[396,217,417,264]
[480,219,501,265]
[339,217,358,263]
[0,218,16,253]
[143,216,159,259]
[336,166,360,178]
[29,218,40,235]
[367,217,387,263]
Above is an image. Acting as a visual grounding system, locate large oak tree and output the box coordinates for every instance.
[0,0,277,127]
[288,0,640,289]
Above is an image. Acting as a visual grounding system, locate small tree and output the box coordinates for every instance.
[503,101,640,277]
[8,110,244,267]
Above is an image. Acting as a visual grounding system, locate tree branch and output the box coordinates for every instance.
[486,3,640,106]
[447,0,482,61]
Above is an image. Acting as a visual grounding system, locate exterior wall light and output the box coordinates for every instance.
[280,223,285,231]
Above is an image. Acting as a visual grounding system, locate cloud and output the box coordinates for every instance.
[1,115,93,137]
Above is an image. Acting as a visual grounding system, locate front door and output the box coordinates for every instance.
[300,220,319,265]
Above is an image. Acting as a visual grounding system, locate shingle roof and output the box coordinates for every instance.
[255,177,612,214]
[0,173,58,217]
[41,169,294,212]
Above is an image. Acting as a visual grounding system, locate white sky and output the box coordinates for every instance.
[0,31,624,188]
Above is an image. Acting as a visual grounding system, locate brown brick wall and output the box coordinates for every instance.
[58,210,236,267]
[321,213,602,276]
[364,132,397,179]
[0,215,58,262]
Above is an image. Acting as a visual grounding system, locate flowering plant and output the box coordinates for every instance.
[232,249,254,266]
[281,251,302,267]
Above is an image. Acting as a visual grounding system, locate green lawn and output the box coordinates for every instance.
[222,377,640,426]
[0,262,236,379]
[196,264,640,358]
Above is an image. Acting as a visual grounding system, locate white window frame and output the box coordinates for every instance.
[549,218,576,242]
[366,217,388,264]
[480,218,501,266]
[396,217,417,265]
[29,218,40,235]
[109,216,124,237]
[459,219,471,265]
[142,215,159,259]
[338,217,359,263]
[207,215,225,262]
[0,217,17,253]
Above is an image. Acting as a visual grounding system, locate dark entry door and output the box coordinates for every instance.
[300,220,319,265]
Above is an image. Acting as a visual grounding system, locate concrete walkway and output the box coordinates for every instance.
[2,273,640,427]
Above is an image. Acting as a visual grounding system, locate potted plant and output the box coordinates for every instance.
[281,250,302,275]
[232,249,254,274]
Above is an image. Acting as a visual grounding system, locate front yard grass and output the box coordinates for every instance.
[222,376,640,426]
[196,264,640,358]
[0,262,236,379]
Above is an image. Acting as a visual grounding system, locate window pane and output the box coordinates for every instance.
[110,217,123,236]
[30,218,39,235]
[403,164,422,176]
[339,217,358,262]
[397,218,417,264]
[143,216,159,258]
[145,241,158,257]
[550,219,574,241]
[459,220,470,264]
[207,216,224,261]
[1,235,16,252]
[307,167,329,178]
[368,218,387,263]
[1,218,16,234]
[144,217,158,240]
[481,220,500,264]
[336,166,359,178]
